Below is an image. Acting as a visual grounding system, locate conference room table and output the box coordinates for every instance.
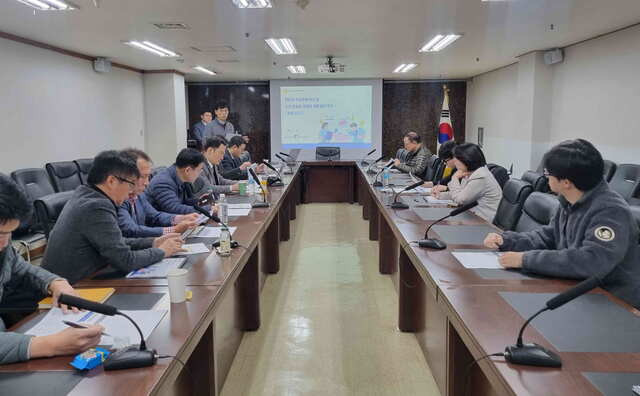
[3,159,640,396]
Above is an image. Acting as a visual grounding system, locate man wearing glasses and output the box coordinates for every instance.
[483,139,640,308]
[42,150,185,285]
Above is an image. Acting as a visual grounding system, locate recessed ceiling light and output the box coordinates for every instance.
[194,66,216,75]
[419,34,462,52]
[125,41,180,57]
[265,38,297,55]
[393,63,417,73]
[286,65,306,74]
[232,0,272,8]
[15,0,76,10]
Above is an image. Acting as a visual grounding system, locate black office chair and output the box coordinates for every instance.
[487,163,509,190]
[45,161,83,192]
[422,155,442,182]
[74,158,93,184]
[11,168,56,235]
[493,179,534,231]
[608,164,640,202]
[603,160,617,183]
[514,192,560,233]
[34,191,74,238]
[521,170,550,193]
[316,147,340,161]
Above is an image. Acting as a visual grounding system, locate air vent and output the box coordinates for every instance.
[153,23,190,30]
[191,45,236,53]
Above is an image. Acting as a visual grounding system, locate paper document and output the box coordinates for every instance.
[228,203,252,209]
[228,208,251,217]
[174,243,210,255]
[382,186,431,194]
[192,227,237,238]
[426,195,455,205]
[452,251,503,269]
[126,258,185,278]
[25,308,167,346]
[196,214,209,224]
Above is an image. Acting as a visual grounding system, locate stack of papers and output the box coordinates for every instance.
[451,251,502,269]
[25,308,167,346]
[126,258,186,278]
[192,227,237,238]
[426,195,455,205]
[381,186,431,194]
[174,243,210,255]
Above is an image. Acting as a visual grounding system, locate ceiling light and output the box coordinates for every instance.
[393,63,417,73]
[125,41,179,57]
[232,0,272,8]
[15,0,76,10]
[248,86,256,92]
[419,34,462,52]
[194,66,216,75]
[286,65,306,74]
[265,38,297,55]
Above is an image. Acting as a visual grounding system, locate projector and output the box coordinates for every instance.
[318,56,345,74]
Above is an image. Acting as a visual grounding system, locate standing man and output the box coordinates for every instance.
[118,148,200,238]
[393,131,432,176]
[190,110,212,149]
[203,101,250,144]
[193,137,239,197]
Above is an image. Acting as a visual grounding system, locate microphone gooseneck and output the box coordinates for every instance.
[390,180,424,209]
[248,167,269,207]
[417,201,478,249]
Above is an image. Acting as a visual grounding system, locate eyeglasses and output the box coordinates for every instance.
[114,175,136,190]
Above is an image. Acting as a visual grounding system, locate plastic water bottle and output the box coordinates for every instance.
[247,173,256,195]
[219,227,231,256]
[219,194,228,224]
[382,167,390,187]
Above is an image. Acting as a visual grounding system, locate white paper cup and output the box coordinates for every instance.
[167,268,188,303]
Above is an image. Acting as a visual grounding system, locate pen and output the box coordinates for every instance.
[62,320,111,337]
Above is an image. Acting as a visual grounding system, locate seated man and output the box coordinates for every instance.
[0,174,103,364]
[118,148,199,238]
[147,148,208,214]
[423,140,457,192]
[484,139,640,308]
[43,150,184,284]
[193,137,239,197]
[220,136,265,180]
[393,131,432,176]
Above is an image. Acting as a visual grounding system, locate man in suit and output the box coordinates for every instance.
[190,110,212,149]
[118,148,200,238]
[220,136,265,180]
[193,136,239,197]
[147,149,209,215]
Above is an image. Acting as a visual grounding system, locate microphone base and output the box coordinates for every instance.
[366,169,377,175]
[390,202,409,209]
[360,161,369,166]
[268,181,284,187]
[252,202,270,208]
[417,239,447,250]
[504,343,562,367]
[372,181,383,187]
[104,347,157,371]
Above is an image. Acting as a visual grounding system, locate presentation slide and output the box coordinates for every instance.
[280,85,372,149]
[270,79,382,161]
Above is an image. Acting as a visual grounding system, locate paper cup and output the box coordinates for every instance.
[167,268,188,303]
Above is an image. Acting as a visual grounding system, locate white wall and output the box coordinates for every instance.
[466,24,640,176]
[0,37,145,173]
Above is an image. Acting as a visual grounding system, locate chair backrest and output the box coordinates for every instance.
[630,206,640,244]
[73,158,93,184]
[10,168,56,235]
[609,164,640,201]
[487,163,510,189]
[603,160,617,183]
[315,147,340,161]
[493,179,534,231]
[521,170,550,193]
[422,155,442,182]
[395,148,409,162]
[514,192,560,233]
[33,191,74,238]
[45,161,83,192]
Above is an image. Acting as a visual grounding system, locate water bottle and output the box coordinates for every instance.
[382,167,390,187]
[219,227,231,256]
[219,194,228,224]
[247,173,256,195]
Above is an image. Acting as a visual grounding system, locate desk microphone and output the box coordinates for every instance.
[193,204,239,248]
[360,148,376,166]
[275,153,293,175]
[58,294,157,370]
[372,159,394,187]
[249,167,269,208]
[366,155,385,174]
[417,201,478,249]
[390,180,424,209]
[260,160,284,187]
[279,152,293,158]
[504,276,601,367]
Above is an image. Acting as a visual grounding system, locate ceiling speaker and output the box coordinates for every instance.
[543,49,564,65]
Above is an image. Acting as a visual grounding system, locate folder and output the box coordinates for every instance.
[38,288,115,309]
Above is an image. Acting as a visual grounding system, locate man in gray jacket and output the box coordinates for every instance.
[484,139,640,308]
[43,150,184,284]
[0,174,103,365]
[393,131,432,176]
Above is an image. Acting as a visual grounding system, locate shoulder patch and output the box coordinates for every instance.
[594,226,615,242]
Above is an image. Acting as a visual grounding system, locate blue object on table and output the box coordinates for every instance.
[71,347,110,370]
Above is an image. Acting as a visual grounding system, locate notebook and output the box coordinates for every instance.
[38,288,115,309]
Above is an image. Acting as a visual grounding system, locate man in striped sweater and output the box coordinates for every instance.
[393,131,432,177]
